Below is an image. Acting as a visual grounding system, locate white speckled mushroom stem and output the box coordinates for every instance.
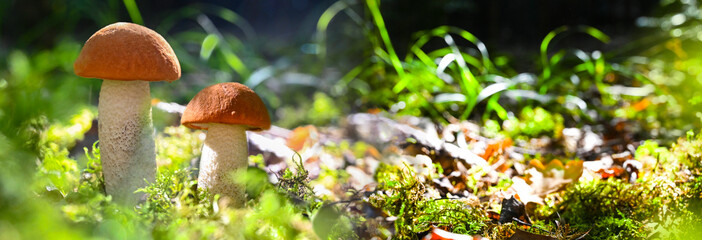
[198,123,248,207]
[98,80,156,205]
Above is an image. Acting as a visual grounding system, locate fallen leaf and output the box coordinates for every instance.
[509,177,544,205]
[499,195,530,225]
[632,98,651,111]
[545,159,564,171]
[487,211,501,222]
[512,167,574,206]
[367,108,382,114]
[529,160,546,171]
[286,125,318,151]
[366,145,382,159]
[480,138,513,161]
[564,160,584,180]
[423,227,474,240]
[596,165,626,179]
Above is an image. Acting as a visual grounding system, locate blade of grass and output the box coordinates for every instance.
[593,51,606,83]
[317,0,357,58]
[408,26,495,73]
[196,14,250,78]
[409,47,436,68]
[200,34,219,60]
[333,60,377,96]
[540,26,568,81]
[122,0,143,25]
[484,95,507,120]
[549,49,568,67]
[246,66,275,89]
[578,26,610,43]
[213,6,256,40]
[477,82,512,102]
[443,35,480,120]
[540,25,611,93]
[157,3,256,41]
[415,41,481,118]
[366,0,405,80]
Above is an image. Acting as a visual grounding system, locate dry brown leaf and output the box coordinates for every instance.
[286,125,318,151]
[480,138,513,161]
[366,145,382,159]
[545,159,564,171]
[366,108,382,114]
[529,160,546,171]
[509,177,544,205]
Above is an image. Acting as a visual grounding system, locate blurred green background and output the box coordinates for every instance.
[3,0,700,133]
[2,0,702,238]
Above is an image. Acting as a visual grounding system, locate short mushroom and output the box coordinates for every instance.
[181,82,270,206]
[74,22,180,204]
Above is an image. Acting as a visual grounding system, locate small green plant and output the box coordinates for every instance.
[241,155,346,239]
[276,153,323,214]
[370,163,487,239]
[502,106,565,139]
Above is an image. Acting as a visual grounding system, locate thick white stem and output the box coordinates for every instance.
[98,80,156,205]
[198,123,248,207]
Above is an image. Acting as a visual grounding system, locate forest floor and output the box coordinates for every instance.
[142,103,702,239]
[21,101,702,240]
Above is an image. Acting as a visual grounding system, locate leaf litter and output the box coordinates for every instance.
[150,102,700,239]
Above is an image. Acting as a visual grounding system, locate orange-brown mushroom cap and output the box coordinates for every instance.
[74,22,181,81]
[181,82,271,131]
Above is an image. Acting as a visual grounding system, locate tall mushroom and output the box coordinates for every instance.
[74,22,180,204]
[181,82,270,206]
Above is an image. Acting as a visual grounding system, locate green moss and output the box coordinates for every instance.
[671,130,702,170]
[155,126,204,172]
[656,130,702,239]
[548,178,665,239]
[374,163,406,187]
